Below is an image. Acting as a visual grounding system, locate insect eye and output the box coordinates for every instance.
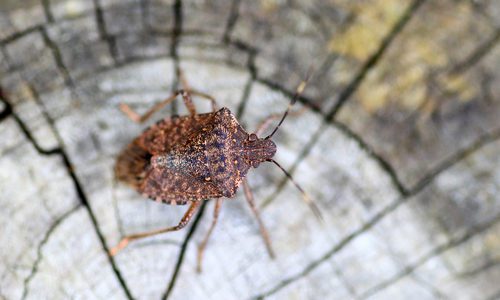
[249,133,258,141]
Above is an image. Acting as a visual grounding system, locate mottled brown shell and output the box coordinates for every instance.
[115,107,274,205]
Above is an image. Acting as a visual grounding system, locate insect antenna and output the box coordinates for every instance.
[264,70,313,140]
[268,159,324,222]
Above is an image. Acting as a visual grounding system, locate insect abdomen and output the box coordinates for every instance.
[115,138,152,187]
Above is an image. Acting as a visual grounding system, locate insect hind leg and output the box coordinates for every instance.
[109,201,202,256]
[197,198,223,273]
[243,179,275,259]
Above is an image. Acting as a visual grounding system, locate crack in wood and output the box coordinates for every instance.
[0,26,42,46]
[406,127,500,196]
[255,77,322,114]
[455,258,500,279]
[252,128,500,299]
[252,195,409,299]
[235,74,254,121]
[170,0,182,59]
[0,96,59,154]
[257,0,428,211]
[222,0,241,43]
[331,120,407,195]
[40,0,54,23]
[21,205,81,300]
[359,212,500,299]
[56,127,135,300]
[139,0,149,31]
[410,273,449,299]
[325,0,428,121]
[0,92,12,122]
[450,27,500,75]
[233,45,257,122]
[93,0,119,64]
[39,27,77,92]
[0,81,135,299]
[162,201,208,300]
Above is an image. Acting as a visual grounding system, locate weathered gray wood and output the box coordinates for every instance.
[1,0,500,299]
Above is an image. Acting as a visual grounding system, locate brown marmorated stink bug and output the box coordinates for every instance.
[110,72,321,272]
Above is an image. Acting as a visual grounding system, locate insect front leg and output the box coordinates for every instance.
[178,69,218,113]
[197,198,223,273]
[242,179,275,259]
[109,201,202,256]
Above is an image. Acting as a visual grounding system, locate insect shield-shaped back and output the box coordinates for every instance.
[203,108,276,198]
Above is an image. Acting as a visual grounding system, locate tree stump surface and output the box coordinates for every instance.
[1,1,500,299]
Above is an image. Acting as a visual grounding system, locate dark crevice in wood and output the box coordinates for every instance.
[226,38,258,59]
[108,35,119,64]
[140,0,149,31]
[169,0,183,115]
[253,196,412,299]
[0,96,59,154]
[222,0,241,43]
[0,88,13,122]
[39,28,77,92]
[0,26,42,46]
[162,201,208,300]
[455,257,500,279]
[92,0,107,40]
[359,212,500,299]
[253,51,338,113]
[450,27,500,75]
[410,274,449,300]
[255,77,323,114]
[253,128,500,299]
[235,75,253,122]
[21,205,81,300]
[41,0,54,23]
[332,121,408,195]
[407,127,500,196]
[325,0,427,121]
[235,49,257,122]
[258,0,427,210]
[220,0,256,121]
[170,0,182,59]
[57,143,134,300]
[92,0,119,63]
[4,83,136,300]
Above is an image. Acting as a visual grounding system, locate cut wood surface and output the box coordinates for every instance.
[1,0,500,299]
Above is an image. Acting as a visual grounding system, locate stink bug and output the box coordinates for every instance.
[110,71,321,272]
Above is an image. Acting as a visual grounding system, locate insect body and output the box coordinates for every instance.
[110,77,320,272]
[116,108,276,203]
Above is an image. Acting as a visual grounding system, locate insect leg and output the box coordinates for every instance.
[242,179,276,259]
[176,68,197,116]
[109,201,202,256]
[189,90,218,112]
[119,90,184,123]
[178,69,218,113]
[196,198,223,273]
